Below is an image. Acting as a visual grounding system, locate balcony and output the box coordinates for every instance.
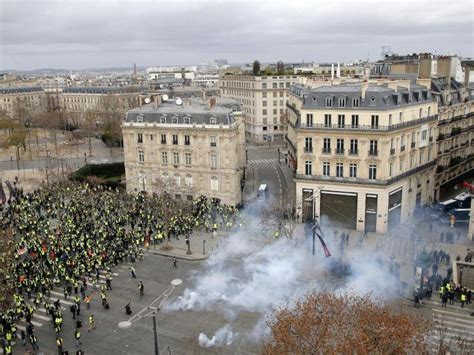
[322,148,331,154]
[390,148,395,155]
[295,114,438,132]
[349,149,359,155]
[368,149,378,157]
[335,148,345,155]
[411,142,416,148]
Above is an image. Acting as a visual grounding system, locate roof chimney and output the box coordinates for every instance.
[209,97,217,109]
[154,95,161,109]
[361,81,369,99]
[331,64,334,80]
[336,62,341,78]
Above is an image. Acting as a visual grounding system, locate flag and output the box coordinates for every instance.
[312,222,331,258]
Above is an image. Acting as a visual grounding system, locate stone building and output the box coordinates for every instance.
[219,74,302,144]
[122,96,246,206]
[287,81,439,233]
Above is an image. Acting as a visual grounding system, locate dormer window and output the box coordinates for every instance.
[136,114,144,123]
[172,115,178,124]
[352,98,360,108]
[325,98,333,108]
[160,115,167,123]
[338,98,346,108]
[209,116,217,125]
[184,116,191,124]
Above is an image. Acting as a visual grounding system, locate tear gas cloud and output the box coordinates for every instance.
[165,208,399,347]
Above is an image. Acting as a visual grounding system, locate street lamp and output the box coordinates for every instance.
[118,279,182,355]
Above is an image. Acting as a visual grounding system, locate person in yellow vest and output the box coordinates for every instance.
[88,315,95,331]
[450,214,455,227]
[439,285,445,298]
[75,328,81,347]
[460,292,467,308]
[56,336,64,354]
[4,343,12,355]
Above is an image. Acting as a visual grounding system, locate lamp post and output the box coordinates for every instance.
[118,279,182,355]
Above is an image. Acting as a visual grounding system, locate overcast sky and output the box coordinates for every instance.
[1,0,473,70]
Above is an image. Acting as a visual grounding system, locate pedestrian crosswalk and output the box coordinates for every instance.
[248,159,277,165]
[422,297,474,352]
[377,235,414,260]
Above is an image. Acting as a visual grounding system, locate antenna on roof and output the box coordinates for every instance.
[175,97,183,106]
[162,94,169,101]
[144,97,151,104]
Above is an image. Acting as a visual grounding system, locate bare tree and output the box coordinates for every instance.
[264,292,430,354]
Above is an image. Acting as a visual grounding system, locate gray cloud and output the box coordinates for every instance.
[0,0,472,70]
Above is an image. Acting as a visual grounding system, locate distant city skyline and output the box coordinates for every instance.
[1,0,472,71]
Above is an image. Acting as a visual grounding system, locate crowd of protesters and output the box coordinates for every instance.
[0,182,239,354]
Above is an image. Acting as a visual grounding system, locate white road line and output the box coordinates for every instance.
[32,313,51,321]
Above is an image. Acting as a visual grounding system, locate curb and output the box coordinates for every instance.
[146,249,209,261]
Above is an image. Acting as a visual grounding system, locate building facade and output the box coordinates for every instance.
[219,74,302,144]
[122,97,246,206]
[0,87,46,118]
[288,81,438,233]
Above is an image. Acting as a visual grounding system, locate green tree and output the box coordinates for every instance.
[252,60,261,76]
[2,128,26,170]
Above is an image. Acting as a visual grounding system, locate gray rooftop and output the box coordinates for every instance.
[300,83,433,109]
[0,87,44,94]
[63,86,145,94]
[125,97,241,125]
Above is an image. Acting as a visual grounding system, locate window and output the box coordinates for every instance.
[369,165,377,180]
[338,98,346,108]
[305,161,312,175]
[389,163,393,177]
[160,115,166,123]
[371,115,379,129]
[173,152,179,165]
[323,138,331,153]
[306,113,313,127]
[389,114,392,126]
[336,138,344,154]
[136,114,144,123]
[262,109,267,115]
[161,151,168,164]
[304,137,313,152]
[209,116,217,125]
[184,135,190,145]
[185,174,193,188]
[369,140,378,155]
[323,162,330,176]
[160,134,166,144]
[325,98,333,108]
[211,176,218,191]
[351,115,359,128]
[210,135,217,147]
[401,135,405,149]
[421,130,427,140]
[262,83,267,89]
[138,150,144,162]
[262,92,267,98]
[349,163,357,178]
[399,158,404,171]
[184,116,191,124]
[419,150,423,164]
[336,163,343,177]
[337,114,345,128]
[273,92,277,98]
[399,112,403,122]
[352,98,360,108]
[324,114,332,127]
[137,133,143,144]
[185,152,192,166]
[419,108,423,118]
[150,134,153,141]
[428,106,431,116]
[272,83,277,89]
[172,134,178,145]
[210,154,218,168]
[175,174,181,187]
[350,139,358,154]
[172,115,178,124]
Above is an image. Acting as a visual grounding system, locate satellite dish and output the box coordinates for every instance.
[144,97,151,104]
[175,97,183,106]
[162,94,169,101]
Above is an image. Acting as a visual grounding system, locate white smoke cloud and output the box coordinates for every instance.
[165,212,400,348]
[198,325,236,348]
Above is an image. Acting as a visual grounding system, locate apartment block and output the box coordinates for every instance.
[122,97,246,206]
